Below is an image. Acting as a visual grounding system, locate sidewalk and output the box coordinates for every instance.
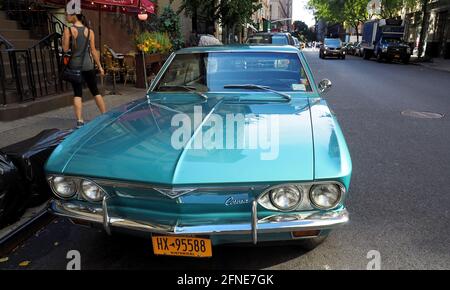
[411,56,450,73]
[0,86,146,148]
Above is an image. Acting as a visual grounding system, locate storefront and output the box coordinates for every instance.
[404,2,450,59]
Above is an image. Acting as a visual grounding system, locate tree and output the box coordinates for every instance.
[292,20,315,42]
[177,0,218,32]
[308,0,346,24]
[416,0,428,59]
[218,0,261,43]
[160,5,184,50]
[343,0,370,42]
[177,0,261,44]
[309,0,420,42]
[379,0,404,18]
[293,20,309,33]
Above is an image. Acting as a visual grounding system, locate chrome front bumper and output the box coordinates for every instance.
[50,199,349,245]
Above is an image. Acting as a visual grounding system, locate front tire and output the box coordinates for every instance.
[296,235,328,251]
[363,49,371,60]
[402,56,410,64]
[376,52,383,62]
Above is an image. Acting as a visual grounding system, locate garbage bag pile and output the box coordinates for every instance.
[0,129,73,226]
[0,154,26,226]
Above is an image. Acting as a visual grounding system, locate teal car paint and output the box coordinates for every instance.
[46,45,352,249]
[47,96,315,185]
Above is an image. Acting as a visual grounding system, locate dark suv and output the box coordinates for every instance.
[246,32,295,46]
[374,37,411,64]
[320,38,346,59]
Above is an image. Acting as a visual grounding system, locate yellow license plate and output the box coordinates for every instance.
[395,54,400,58]
[152,236,212,258]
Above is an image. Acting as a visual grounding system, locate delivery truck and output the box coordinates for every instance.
[361,18,412,64]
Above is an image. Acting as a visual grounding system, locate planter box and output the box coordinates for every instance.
[135,52,168,89]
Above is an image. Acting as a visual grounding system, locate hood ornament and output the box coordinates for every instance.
[153,187,197,199]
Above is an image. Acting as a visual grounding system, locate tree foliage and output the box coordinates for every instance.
[218,0,262,28]
[308,0,346,23]
[380,0,419,18]
[177,0,219,23]
[159,5,184,50]
[308,0,421,41]
[177,0,261,43]
[292,20,315,42]
[309,0,419,23]
[177,0,261,29]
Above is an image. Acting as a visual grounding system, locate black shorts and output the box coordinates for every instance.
[71,70,100,98]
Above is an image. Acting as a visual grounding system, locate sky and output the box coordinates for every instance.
[292,0,315,27]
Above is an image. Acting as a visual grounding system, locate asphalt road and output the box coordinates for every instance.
[1,50,450,270]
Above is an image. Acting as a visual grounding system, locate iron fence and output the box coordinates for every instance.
[0,1,69,105]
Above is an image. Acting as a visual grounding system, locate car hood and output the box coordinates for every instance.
[46,94,316,185]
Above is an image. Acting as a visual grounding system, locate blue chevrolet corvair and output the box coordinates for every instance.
[45,45,352,258]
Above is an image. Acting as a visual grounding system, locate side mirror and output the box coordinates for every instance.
[318,79,332,94]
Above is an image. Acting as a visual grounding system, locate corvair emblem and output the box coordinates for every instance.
[154,187,197,199]
[225,196,250,206]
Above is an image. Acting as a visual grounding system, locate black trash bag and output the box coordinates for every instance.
[0,154,27,226]
[0,129,74,208]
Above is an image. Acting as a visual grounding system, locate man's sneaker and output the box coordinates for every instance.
[76,121,85,129]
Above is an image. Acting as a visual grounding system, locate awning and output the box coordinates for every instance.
[93,0,154,13]
[41,0,155,14]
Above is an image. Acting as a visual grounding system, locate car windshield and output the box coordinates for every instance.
[247,35,288,45]
[324,39,341,47]
[155,52,312,93]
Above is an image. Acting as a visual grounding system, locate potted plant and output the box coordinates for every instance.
[135,31,172,88]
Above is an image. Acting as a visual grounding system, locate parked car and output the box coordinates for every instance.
[320,38,346,59]
[344,42,356,55]
[46,45,352,258]
[353,42,363,56]
[246,32,296,46]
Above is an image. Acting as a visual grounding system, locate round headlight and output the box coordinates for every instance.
[52,176,77,198]
[309,184,342,209]
[269,186,302,211]
[81,180,105,202]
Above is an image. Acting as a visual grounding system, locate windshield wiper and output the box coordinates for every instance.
[223,84,291,102]
[158,85,208,100]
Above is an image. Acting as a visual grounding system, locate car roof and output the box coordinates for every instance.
[177,45,300,54]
